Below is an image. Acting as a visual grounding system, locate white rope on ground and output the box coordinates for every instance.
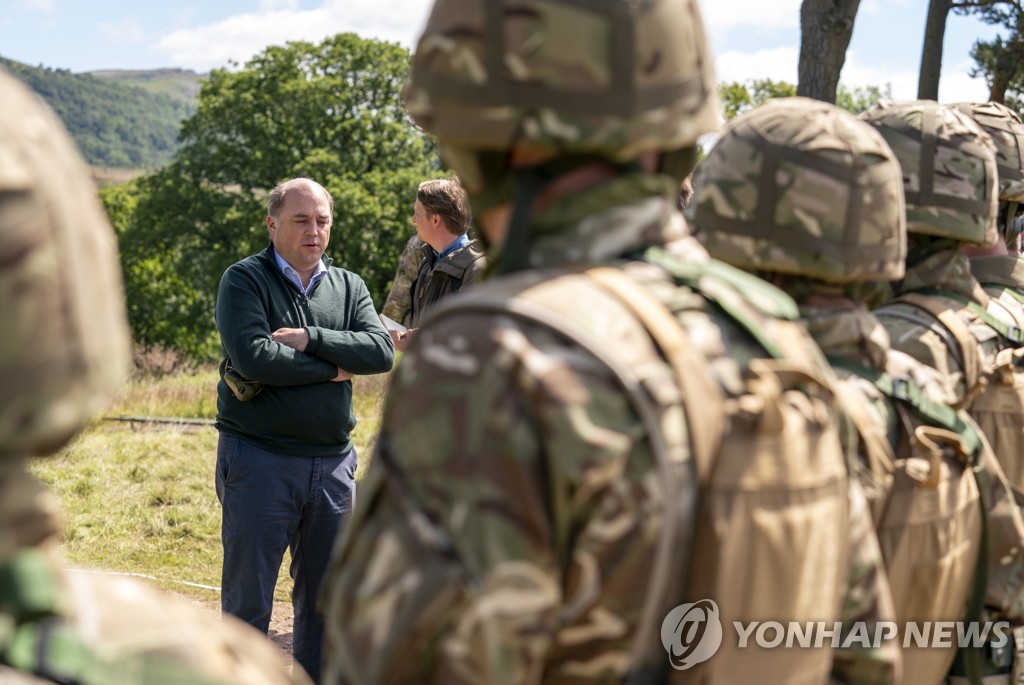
[68,567,221,592]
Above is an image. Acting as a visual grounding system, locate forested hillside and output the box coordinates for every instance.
[0,57,197,169]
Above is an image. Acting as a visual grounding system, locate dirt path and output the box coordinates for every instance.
[193,598,294,656]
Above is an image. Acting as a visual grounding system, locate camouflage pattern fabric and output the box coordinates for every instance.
[950,102,1024,203]
[404,0,720,193]
[0,68,130,460]
[859,101,999,247]
[380,235,426,327]
[806,307,989,683]
[321,181,895,685]
[876,250,1002,408]
[689,97,906,284]
[0,68,310,685]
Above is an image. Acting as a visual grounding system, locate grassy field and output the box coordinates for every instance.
[29,366,390,604]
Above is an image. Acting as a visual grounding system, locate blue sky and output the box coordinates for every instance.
[0,0,1002,103]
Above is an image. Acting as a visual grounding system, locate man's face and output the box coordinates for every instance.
[267,181,332,274]
[412,199,437,243]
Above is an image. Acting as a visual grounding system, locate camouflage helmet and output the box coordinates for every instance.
[689,97,907,283]
[859,100,999,246]
[949,101,1024,202]
[0,68,131,459]
[404,0,720,193]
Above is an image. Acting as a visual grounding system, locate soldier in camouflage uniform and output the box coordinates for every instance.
[951,101,1024,495]
[321,2,896,684]
[690,95,1024,685]
[0,67,309,684]
[859,100,1024,682]
[379,234,425,327]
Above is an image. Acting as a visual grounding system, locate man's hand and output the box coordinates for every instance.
[390,328,417,352]
[332,367,353,382]
[272,327,309,352]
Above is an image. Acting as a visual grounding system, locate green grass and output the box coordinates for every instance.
[29,368,390,603]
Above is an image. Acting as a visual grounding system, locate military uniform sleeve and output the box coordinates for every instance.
[321,310,668,685]
[380,236,425,326]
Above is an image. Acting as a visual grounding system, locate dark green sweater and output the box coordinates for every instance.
[215,244,394,456]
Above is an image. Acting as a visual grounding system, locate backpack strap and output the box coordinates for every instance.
[583,266,724,484]
[886,292,983,406]
[985,283,1024,308]
[918,287,1024,347]
[825,356,985,458]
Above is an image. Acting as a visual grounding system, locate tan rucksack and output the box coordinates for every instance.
[418,251,853,683]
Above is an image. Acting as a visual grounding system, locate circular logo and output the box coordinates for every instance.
[661,599,723,670]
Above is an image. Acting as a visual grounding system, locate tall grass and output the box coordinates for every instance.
[29,366,391,603]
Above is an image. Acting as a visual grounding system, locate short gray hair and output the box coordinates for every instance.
[267,178,334,218]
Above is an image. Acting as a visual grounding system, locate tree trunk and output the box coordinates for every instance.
[918,0,955,99]
[797,0,864,103]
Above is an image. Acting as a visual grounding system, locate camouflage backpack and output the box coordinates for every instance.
[690,96,1019,683]
[952,102,1024,498]
[385,241,858,683]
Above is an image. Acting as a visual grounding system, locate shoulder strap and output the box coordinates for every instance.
[919,287,1024,347]
[988,284,1024,307]
[888,292,982,403]
[583,267,724,484]
[826,356,984,458]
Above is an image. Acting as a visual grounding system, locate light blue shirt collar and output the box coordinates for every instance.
[436,232,470,260]
[274,250,327,296]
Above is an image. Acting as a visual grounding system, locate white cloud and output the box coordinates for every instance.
[20,0,54,11]
[937,58,992,104]
[701,0,800,33]
[840,52,989,103]
[260,0,300,10]
[713,46,799,85]
[96,17,146,45]
[151,0,429,71]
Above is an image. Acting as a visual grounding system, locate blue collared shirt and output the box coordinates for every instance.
[436,232,470,261]
[274,250,328,296]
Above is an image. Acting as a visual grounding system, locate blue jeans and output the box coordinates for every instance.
[216,433,357,684]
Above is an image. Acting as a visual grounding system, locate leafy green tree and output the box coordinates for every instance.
[719,79,797,119]
[835,83,893,114]
[2,57,193,168]
[719,79,888,120]
[115,33,440,360]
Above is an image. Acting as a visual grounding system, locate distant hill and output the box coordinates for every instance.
[0,57,200,170]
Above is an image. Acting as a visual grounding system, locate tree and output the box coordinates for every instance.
[967,1,1024,104]
[719,79,889,119]
[798,0,863,103]
[113,33,441,359]
[918,0,956,99]
[720,80,797,119]
[918,0,1022,100]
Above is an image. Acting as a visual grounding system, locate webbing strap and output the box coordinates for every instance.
[888,293,982,402]
[584,266,724,484]
[644,248,800,359]
[919,287,1024,346]
[826,356,984,458]
[984,283,1024,308]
